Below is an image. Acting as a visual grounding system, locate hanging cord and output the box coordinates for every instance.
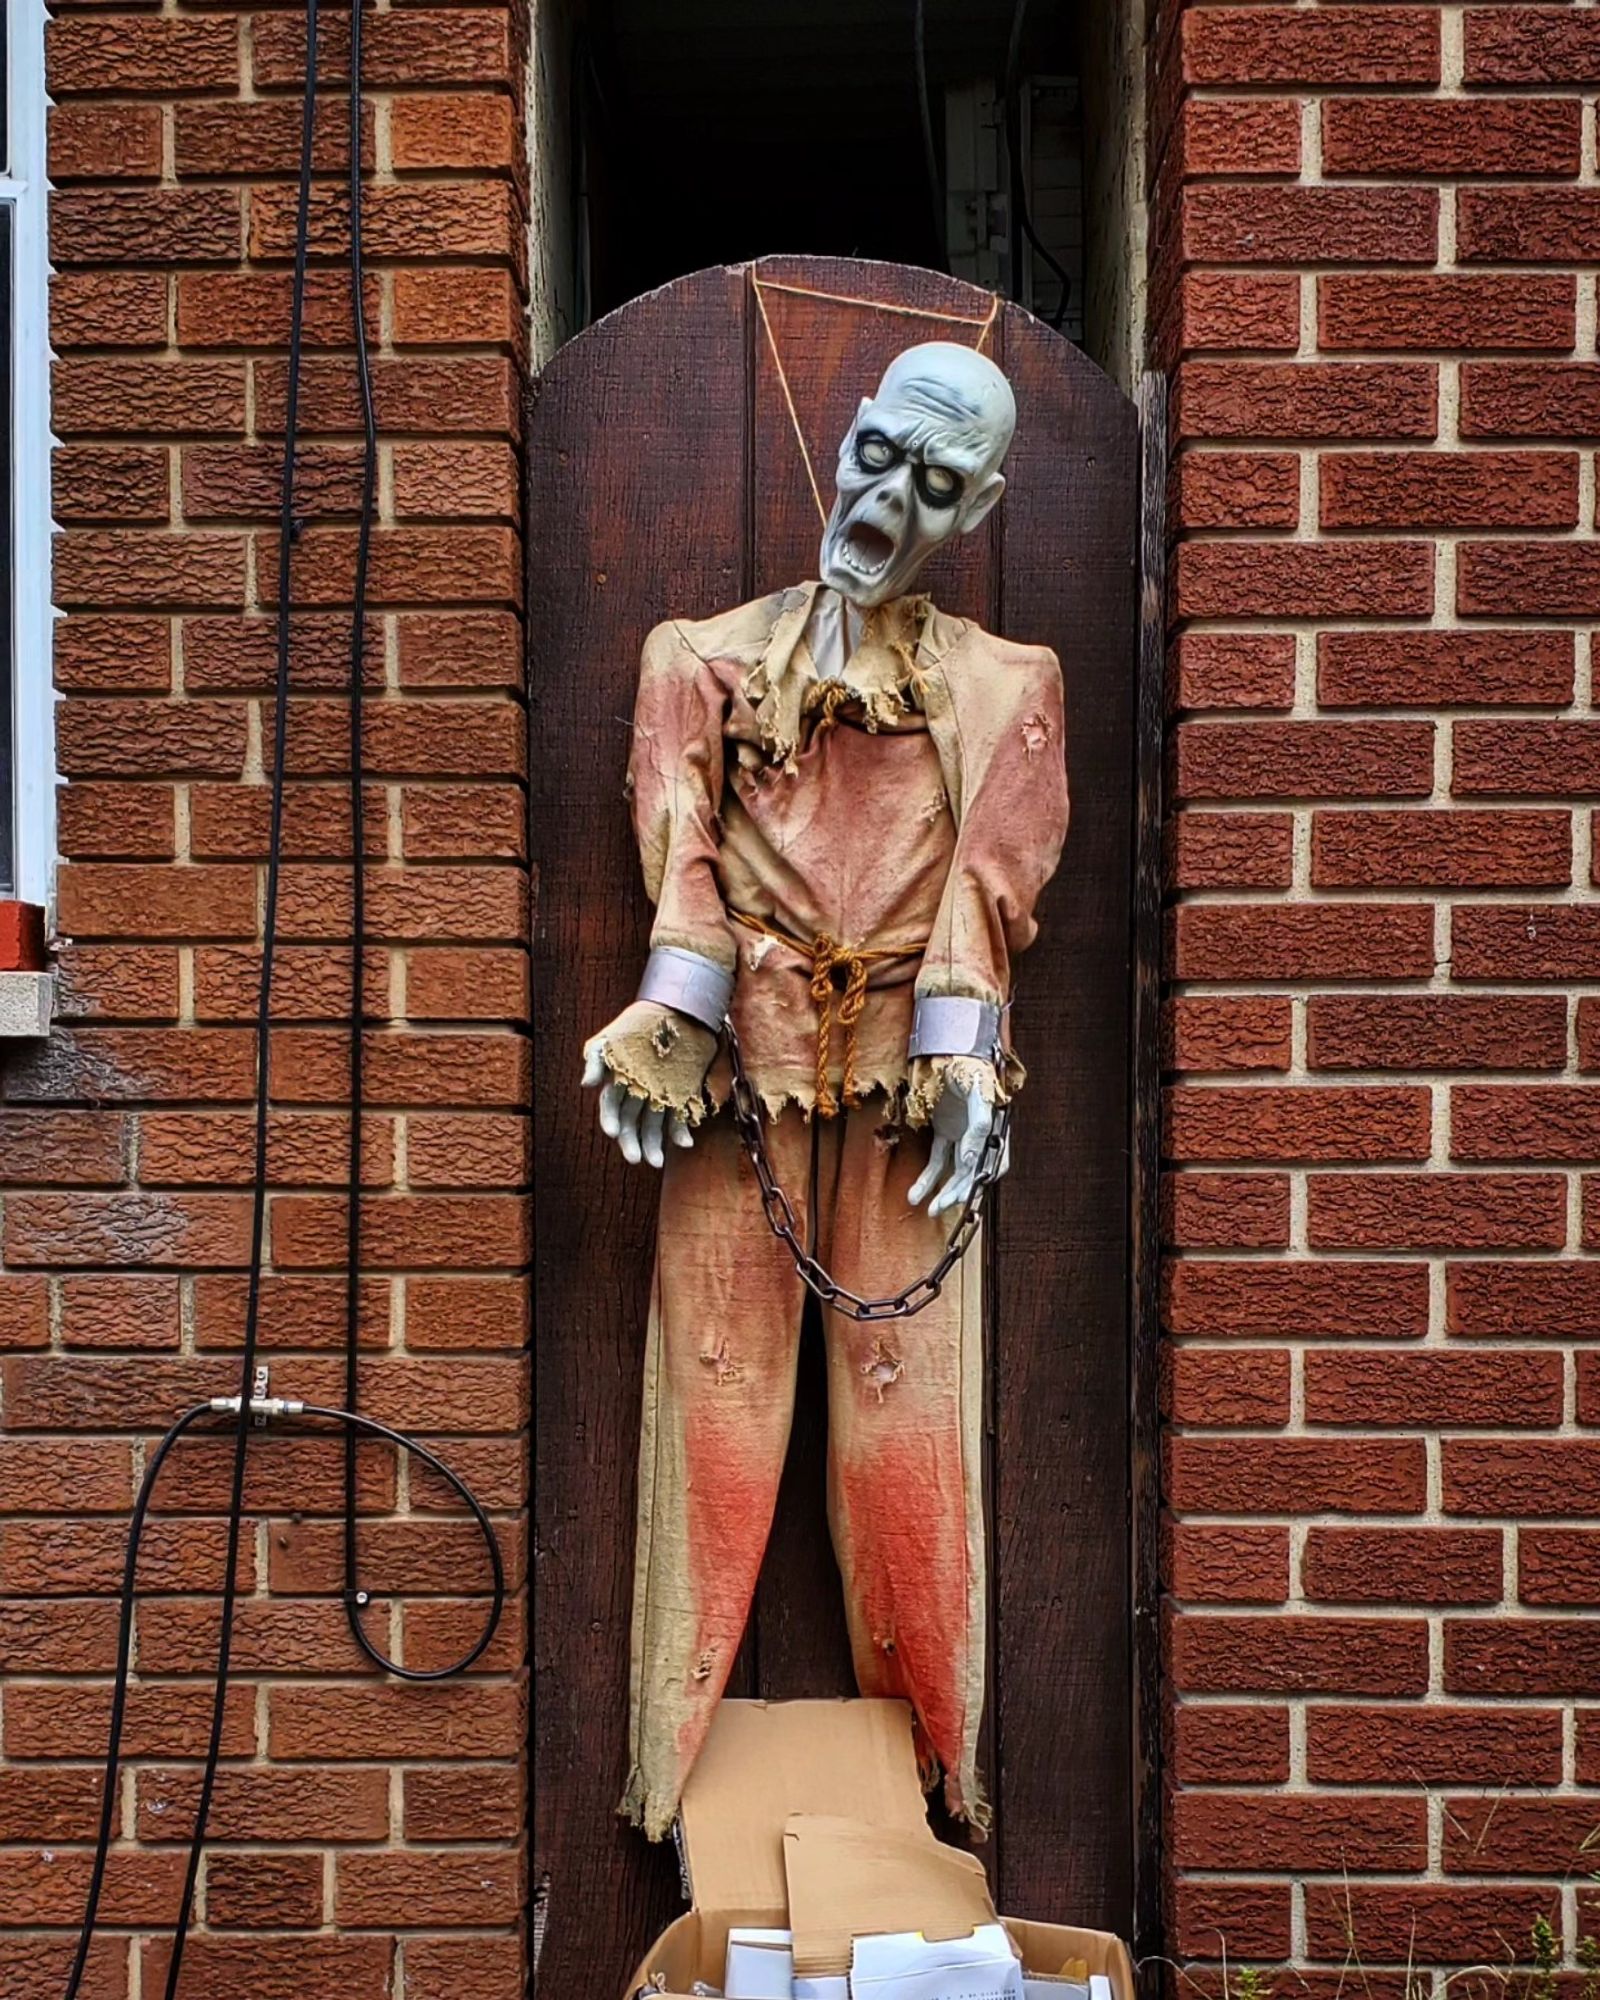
[912,0,947,269]
[62,0,504,1988]
[749,271,1002,531]
[1003,0,1071,331]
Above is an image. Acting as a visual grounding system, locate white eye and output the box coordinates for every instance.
[857,432,898,472]
[922,464,959,500]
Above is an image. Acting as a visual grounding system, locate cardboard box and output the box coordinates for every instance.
[624,1700,1137,2000]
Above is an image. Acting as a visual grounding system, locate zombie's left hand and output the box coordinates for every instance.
[907,1061,1010,1217]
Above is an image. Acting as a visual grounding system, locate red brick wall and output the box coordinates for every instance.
[1153,2,1600,1987]
[1,4,530,1994]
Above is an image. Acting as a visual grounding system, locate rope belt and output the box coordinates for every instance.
[730,911,924,1117]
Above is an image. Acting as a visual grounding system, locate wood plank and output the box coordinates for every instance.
[530,265,748,1997]
[992,305,1140,1933]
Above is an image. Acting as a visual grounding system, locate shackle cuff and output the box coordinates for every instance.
[907,995,1004,1062]
[635,947,734,1034]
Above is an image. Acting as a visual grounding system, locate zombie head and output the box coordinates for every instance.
[819,341,1017,610]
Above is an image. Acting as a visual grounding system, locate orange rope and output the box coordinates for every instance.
[732,911,921,1118]
[750,270,1004,531]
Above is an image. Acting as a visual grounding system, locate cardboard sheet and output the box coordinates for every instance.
[783,1814,1001,1979]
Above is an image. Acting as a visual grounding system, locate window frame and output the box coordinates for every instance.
[1,0,55,910]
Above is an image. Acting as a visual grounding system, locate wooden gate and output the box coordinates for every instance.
[530,256,1141,1996]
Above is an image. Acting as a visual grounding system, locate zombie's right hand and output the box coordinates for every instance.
[580,1001,717,1169]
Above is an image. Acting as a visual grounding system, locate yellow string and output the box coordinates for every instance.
[750,270,1004,531]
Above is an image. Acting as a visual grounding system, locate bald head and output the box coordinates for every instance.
[820,341,1018,609]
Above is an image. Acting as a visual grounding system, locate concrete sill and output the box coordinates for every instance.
[0,971,54,1038]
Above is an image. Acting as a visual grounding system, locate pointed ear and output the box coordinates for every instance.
[959,471,1005,535]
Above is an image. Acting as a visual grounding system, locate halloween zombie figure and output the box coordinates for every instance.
[583,342,1069,1838]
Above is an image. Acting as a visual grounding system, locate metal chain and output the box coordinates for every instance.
[723,1016,1008,1322]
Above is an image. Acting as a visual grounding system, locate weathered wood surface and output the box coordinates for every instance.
[530,258,1140,1997]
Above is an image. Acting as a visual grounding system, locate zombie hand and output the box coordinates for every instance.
[907,1062,1010,1218]
[580,1000,716,1169]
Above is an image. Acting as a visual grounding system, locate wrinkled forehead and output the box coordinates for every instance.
[852,348,1015,475]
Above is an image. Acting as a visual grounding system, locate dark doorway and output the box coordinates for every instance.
[565,0,1086,337]
[529,257,1141,1997]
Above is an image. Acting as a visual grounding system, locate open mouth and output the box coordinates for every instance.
[839,521,897,580]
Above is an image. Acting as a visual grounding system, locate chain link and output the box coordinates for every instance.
[722,1016,1007,1322]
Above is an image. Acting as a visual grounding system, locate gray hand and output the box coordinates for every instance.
[906,1078,1007,1217]
[581,1045,695,1168]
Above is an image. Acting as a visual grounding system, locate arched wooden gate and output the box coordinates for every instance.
[530,255,1141,1995]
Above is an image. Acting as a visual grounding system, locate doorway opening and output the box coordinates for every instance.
[526,0,1147,385]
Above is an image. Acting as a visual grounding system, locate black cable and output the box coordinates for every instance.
[1003,0,1071,332]
[62,0,504,1982]
[913,0,947,270]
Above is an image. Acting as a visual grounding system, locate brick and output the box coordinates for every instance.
[253,356,516,438]
[1167,1438,1427,1515]
[1305,1527,1503,1607]
[1461,189,1600,265]
[59,1275,182,1351]
[0,1517,246,1595]
[1322,96,1581,178]
[1174,97,1302,178]
[1170,632,1295,711]
[49,102,162,181]
[404,1937,525,2000]
[138,1110,393,1190]
[1459,541,1600,618]
[1162,1346,1291,1427]
[260,526,521,610]
[396,612,523,690]
[173,98,362,179]
[274,865,525,945]
[58,778,175,856]
[1306,1349,1562,1428]
[392,443,520,523]
[4,1026,254,1103]
[182,614,383,696]
[0,1277,49,1351]
[271,1192,528,1271]
[51,270,167,351]
[54,942,180,1021]
[405,1276,527,1354]
[1312,809,1571,888]
[1305,1885,1557,1963]
[46,14,240,95]
[58,863,255,940]
[1453,1261,1600,1339]
[1463,363,1600,440]
[1309,994,1567,1071]
[1172,1614,1429,1695]
[1319,273,1576,355]
[1307,1705,1560,1787]
[269,1517,524,1595]
[54,616,171,695]
[1309,1171,1565,1249]
[188,782,385,864]
[51,188,241,267]
[1172,1705,1290,1786]
[268,1028,526,1106]
[1163,1172,1290,1250]
[1170,905,1435,982]
[1454,720,1600,796]
[1466,8,1600,83]
[405,946,528,1021]
[0,1440,134,1514]
[0,1846,183,1924]
[55,530,248,611]
[267,1683,523,1761]
[1167,270,1302,358]
[251,10,515,89]
[249,183,517,264]
[1173,1881,1292,1960]
[1176,363,1436,442]
[1172,450,1300,533]
[403,1766,522,1842]
[1167,1085,1429,1163]
[1174,539,1434,621]
[335,1847,520,1927]
[1319,629,1573,709]
[1167,1523,1288,1605]
[1321,452,1578,532]
[389,92,517,171]
[54,446,170,528]
[0,1111,126,1185]
[1454,1089,1600,1165]
[1580,1000,1600,1069]
[1173,720,1433,801]
[1454,905,1600,980]
[205,1851,323,1929]
[192,944,389,1023]
[1520,1530,1600,1607]
[177,271,379,350]
[0,1767,106,1842]
[1448,1618,1600,1695]
[2,1194,252,1270]
[1182,9,1438,86]
[1165,1258,1428,1338]
[391,268,522,349]
[183,445,368,524]
[1181,185,1436,266]
[1447,1798,1600,1878]
[139,1936,393,2000]
[1173,1792,1425,1872]
[190,1273,390,1354]
[1168,811,1292,890]
[52,359,245,439]
[1445,1441,1600,1516]
[1162,997,1292,1074]
[2,1681,252,1759]
[0,1600,121,1673]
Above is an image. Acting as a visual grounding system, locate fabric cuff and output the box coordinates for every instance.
[635,946,733,1034]
[907,994,1005,1061]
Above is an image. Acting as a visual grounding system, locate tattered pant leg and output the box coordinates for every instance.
[820,1112,989,1829]
[622,1111,810,1839]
